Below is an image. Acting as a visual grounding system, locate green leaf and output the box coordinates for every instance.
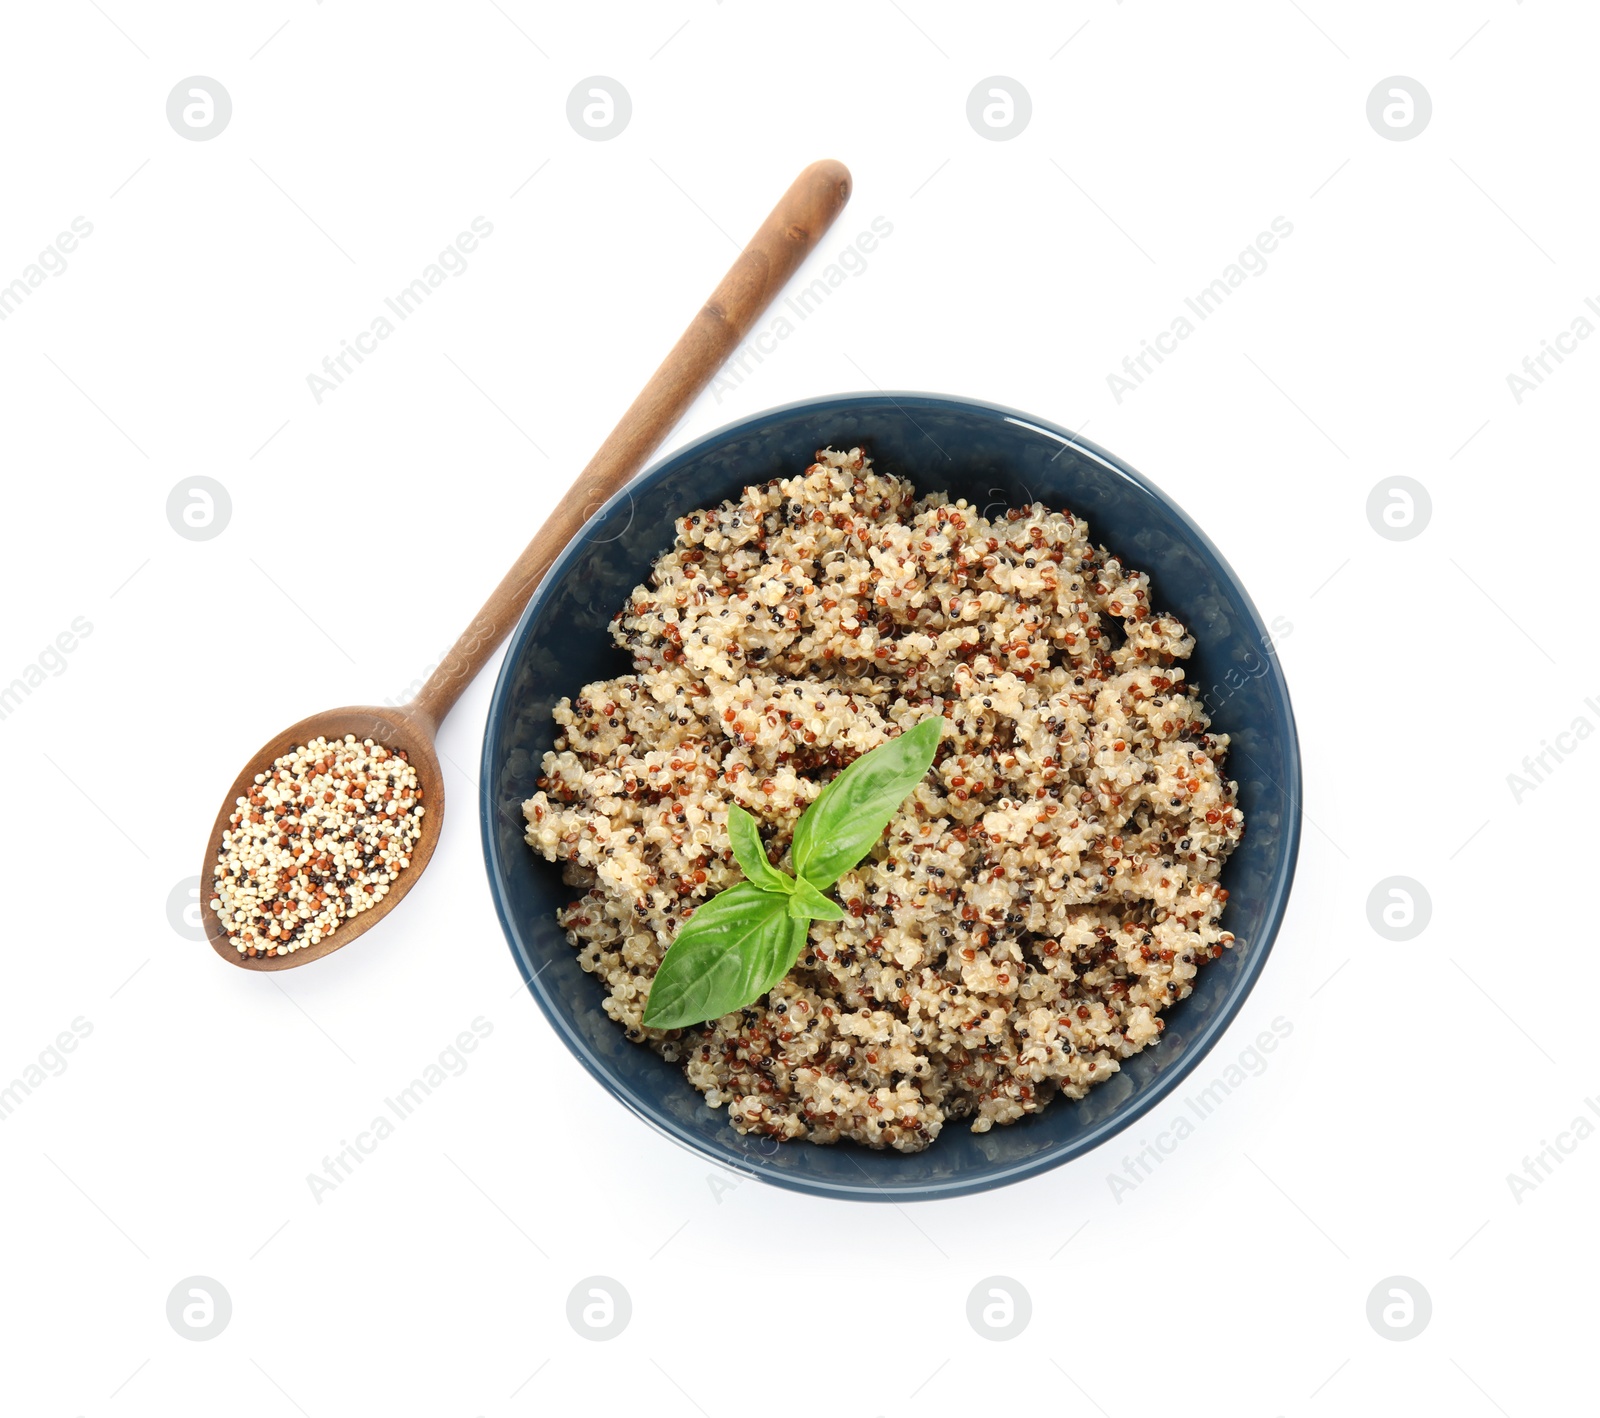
[780,910,811,975]
[787,876,845,922]
[725,803,794,895]
[640,883,800,1030]
[638,717,940,1029]
[791,715,943,888]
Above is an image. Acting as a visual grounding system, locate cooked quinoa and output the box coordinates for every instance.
[523,448,1243,1152]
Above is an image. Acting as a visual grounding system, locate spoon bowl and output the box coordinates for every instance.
[200,703,446,970]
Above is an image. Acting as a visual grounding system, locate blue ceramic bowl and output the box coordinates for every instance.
[481,393,1301,1200]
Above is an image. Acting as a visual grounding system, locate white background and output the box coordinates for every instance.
[0,1,1591,1414]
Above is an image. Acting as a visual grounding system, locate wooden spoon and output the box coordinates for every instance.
[202,159,853,971]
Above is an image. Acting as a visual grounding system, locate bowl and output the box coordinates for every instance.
[480,393,1301,1200]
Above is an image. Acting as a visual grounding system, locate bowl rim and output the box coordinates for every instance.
[480,390,1302,1201]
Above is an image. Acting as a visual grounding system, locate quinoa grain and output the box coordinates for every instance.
[523,450,1243,1151]
[211,735,424,957]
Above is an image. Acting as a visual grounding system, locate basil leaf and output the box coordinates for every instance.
[791,716,943,888]
[780,910,811,976]
[641,883,797,1030]
[787,876,845,922]
[726,803,794,895]
[640,719,939,1029]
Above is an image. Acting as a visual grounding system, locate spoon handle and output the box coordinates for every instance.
[410,158,853,733]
